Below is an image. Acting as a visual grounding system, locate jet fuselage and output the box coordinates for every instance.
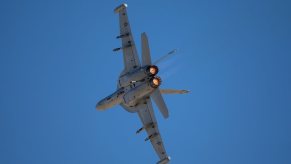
[96,66,161,111]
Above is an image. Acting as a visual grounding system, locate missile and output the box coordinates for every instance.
[157,156,171,164]
[145,133,158,141]
[136,122,155,134]
[116,33,129,39]
[113,47,122,51]
[114,3,127,13]
[136,127,144,134]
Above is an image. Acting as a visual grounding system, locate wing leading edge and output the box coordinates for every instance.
[114,4,141,75]
[136,98,170,164]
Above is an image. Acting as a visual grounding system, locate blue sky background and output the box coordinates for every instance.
[1,0,291,163]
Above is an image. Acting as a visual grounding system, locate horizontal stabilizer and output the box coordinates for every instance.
[160,89,190,94]
[151,89,169,119]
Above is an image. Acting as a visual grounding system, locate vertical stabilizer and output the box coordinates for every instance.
[141,32,152,66]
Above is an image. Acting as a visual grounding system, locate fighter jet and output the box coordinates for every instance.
[96,4,189,164]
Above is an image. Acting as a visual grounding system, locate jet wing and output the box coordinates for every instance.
[136,98,170,164]
[114,4,141,74]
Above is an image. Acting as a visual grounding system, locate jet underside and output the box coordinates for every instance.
[96,3,188,164]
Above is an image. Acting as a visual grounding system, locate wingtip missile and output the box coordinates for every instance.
[114,3,128,13]
[157,156,171,164]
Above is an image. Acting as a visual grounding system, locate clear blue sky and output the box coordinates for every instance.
[1,0,291,163]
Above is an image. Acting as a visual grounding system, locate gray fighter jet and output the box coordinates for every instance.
[96,4,188,164]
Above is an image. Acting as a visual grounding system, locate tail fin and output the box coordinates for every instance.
[141,32,152,66]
